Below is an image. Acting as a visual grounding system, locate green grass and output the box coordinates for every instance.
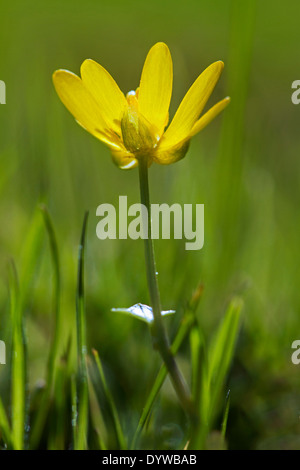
[0,0,299,450]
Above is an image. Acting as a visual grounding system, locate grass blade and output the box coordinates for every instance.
[92,349,126,450]
[74,211,89,450]
[208,297,243,419]
[47,359,68,450]
[71,374,77,446]
[8,209,44,449]
[0,396,12,448]
[30,206,62,448]
[19,208,44,307]
[87,358,107,450]
[221,389,231,441]
[188,298,242,449]
[9,261,25,450]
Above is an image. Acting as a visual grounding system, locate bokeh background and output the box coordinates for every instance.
[0,0,300,449]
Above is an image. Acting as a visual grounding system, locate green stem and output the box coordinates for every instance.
[138,157,193,417]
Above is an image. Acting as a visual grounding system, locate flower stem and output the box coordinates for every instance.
[138,157,193,417]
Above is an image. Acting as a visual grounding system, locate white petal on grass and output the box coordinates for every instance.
[111,303,175,324]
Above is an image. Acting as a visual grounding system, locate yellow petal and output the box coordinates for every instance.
[161,61,224,149]
[138,42,173,137]
[53,69,111,143]
[80,59,127,135]
[155,97,230,165]
[153,140,190,165]
[110,148,138,170]
[189,97,230,137]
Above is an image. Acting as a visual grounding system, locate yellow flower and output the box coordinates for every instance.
[53,42,229,170]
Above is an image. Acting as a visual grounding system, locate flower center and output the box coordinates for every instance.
[121,91,158,157]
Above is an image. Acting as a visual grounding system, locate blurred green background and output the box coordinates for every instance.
[0,0,300,449]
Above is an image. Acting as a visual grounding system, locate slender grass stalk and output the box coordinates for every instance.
[138,156,194,419]
[0,396,12,448]
[4,211,44,450]
[92,349,126,450]
[212,0,256,282]
[190,324,206,413]
[48,360,67,450]
[86,358,107,450]
[221,389,231,441]
[188,322,208,450]
[71,375,77,446]
[207,298,242,420]
[74,211,89,450]
[30,206,62,448]
[19,209,44,309]
[9,261,25,450]
[188,297,242,449]
[131,284,204,449]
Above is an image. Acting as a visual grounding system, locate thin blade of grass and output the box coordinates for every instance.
[188,299,242,450]
[47,359,68,450]
[212,0,256,282]
[9,261,25,450]
[87,357,107,450]
[71,374,77,446]
[30,206,62,448]
[187,322,209,450]
[0,396,12,448]
[190,324,206,411]
[74,211,89,450]
[8,209,45,449]
[91,349,125,449]
[19,208,44,307]
[221,389,231,441]
[207,297,243,425]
